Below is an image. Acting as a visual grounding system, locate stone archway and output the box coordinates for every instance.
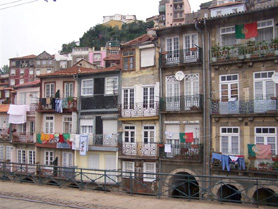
[163,168,200,198]
[252,187,278,206]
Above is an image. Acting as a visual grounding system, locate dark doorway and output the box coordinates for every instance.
[217,184,242,203]
[253,188,278,206]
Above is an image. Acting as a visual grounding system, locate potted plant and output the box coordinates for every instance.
[271,161,278,171]
[272,38,278,55]
[238,45,246,59]
[211,44,220,62]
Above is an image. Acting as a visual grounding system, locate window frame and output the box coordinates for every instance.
[44,82,55,98]
[143,125,156,143]
[44,150,54,166]
[44,115,55,134]
[123,125,136,143]
[80,119,93,134]
[220,127,240,155]
[253,71,275,100]
[122,50,135,71]
[29,150,36,164]
[219,74,239,102]
[122,161,135,178]
[143,86,155,109]
[81,79,94,96]
[64,82,74,98]
[255,127,277,155]
[105,77,118,95]
[63,115,72,134]
[17,149,26,164]
[143,162,156,182]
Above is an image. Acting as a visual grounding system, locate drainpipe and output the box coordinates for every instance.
[195,20,206,177]
[208,31,211,177]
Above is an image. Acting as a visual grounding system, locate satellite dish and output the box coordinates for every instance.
[175,71,185,81]
[272,72,278,84]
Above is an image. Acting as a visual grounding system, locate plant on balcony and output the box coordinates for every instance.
[211,44,220,62]
[238,45,246,59]
[271,161,278,171]
[271,38,278,55]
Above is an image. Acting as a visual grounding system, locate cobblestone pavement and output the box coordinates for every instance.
[0,181,270,209]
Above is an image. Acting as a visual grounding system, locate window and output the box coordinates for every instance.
[30,121,35,135]
[0,146,3,161]
[143,162,156,182]
[44,151,54,166]
[81,79,93,96]
[93,53,101,61]
[30,92,38,104]
[19,79,24,84]
[48,60,52,65]
[11,61,16,67]
[140,48,155,67]
[256,19,274,42]
[63,116,72,134]
[255,127,277,155]
[29,69,33,75]
[254,71,275,100]
[47,69,52,74]
[45,83,55,98]
[6,146,12,161]
[183,34,198,59]
[123,88,134,109]
[110,50,119,54]
[29,150,35,164]
[42,60,46,65]
[122,161,135,178]
[17,149,26,163]
[60,61,67,69]
[105,77,118,95]
[62,152,73,167]
[64,82,74,98]
[19,93,27,105]
[232,8,237,13]
[36,60,40,65]
[220,127,240,155]
[11,69,15,76]
[18,124,26,134]
[10,79,15,86]
[80,119,93,134]
[123,51,134,70]
[166,75,180,110]
[44,115,54,134]
[143,87,154,109]
[36,69,40,76]
[123,125,135,143]
[20,69,24,75]
[5,90,9,98]
[184,74,199,108]
[220,74,238,102]
[220,26,236,46]
[143,126,155,143]
[166,37,179,63]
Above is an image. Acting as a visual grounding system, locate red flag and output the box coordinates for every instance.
[185,132,194,143]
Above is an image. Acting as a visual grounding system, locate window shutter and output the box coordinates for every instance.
[141,48,155,67]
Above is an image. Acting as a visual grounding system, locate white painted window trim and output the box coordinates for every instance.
[220,127,240,155]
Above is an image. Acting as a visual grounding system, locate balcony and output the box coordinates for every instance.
[160,143,203,162]
[119,142,158,158]
[89,134,118,146]
[160,95,203,113]
[37,97,77,113]
[119,102,159,119]
[210,42,278,64]
[11,132,34,144]
[211,99,278,115]
[161,48,202,67]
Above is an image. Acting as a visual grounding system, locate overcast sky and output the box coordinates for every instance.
[0,0,208,67]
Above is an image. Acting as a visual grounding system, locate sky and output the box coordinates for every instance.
[0,0,208,67]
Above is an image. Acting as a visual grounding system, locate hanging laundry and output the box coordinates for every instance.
[229,156,239,162]
[62,98,68,109]
[212,153,222,163]
[63,133,70,141]
[75,134,80,149]
[41,98,46,107]
[221,155,230,171]
[185,132,194,143]
[51,98,56,110]
[54,134,59,143]
[248,144,272,159]
[59,134,65,143]
[164,144,172,153]
[37,133,42,144]
[80,135,88,156]
[8,105,29,124]
[55,89,60,98]
[69,134,75,142]
[238,158,245,171]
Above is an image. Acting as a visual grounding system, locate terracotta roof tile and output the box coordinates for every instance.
[10,55,37,60]
[103,54,121,61]
[210,2,243,9]
[121,34,157,46]
[0,104,10,113]
[14,80,40,88]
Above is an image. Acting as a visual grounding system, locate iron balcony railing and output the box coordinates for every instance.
[119,101,159,118]
[1,161,278,207]
[37,97,77,112]
[12,132,34,144]
[161,48,202,67]
[160,95,203,112]
[161,143,203,162]
[210,41,278,63]
[120,142,159,157]
[90,134,118,146]
[211,99,278,115]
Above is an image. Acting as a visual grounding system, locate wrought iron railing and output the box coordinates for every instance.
[211,99,278,115]
[210,42,278,63]
[160,95,203,112]
[120,142,158,157]
[119,102,159,118]
[12,132,34,143]
[161,48,202,66]
[91,134,118,146]
[1,161,278,207]
[161,143,203,162]
[37,97,77,111]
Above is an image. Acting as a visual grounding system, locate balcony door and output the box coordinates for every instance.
[143,86,155,116]
[122,88,135,117]
[166,75,180,111]
[184,74,199,110]
[166,37,179,64]
[123,125,136,155]
[183,34,198,62]
[254,71,276,113]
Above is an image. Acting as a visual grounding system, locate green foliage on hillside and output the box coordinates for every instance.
[61,21,154,53]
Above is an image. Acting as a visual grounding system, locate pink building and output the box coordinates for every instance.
[88,47,106,68]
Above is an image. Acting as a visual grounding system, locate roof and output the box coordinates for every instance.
[210,2,244,9]
[14,80,40,88]
[200,1,212,8]
[103,54,121,61]
[121,34,157,46]
[10,55,36,60]
[38,65,120,78]
[0,104,10,113]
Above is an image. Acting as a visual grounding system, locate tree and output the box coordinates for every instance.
[0,65,9,74]
[61,41,78,54]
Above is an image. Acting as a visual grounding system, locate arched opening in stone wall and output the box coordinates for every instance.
[217,184,242,203]
[171,172,199,199]
[253,188,278,206]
